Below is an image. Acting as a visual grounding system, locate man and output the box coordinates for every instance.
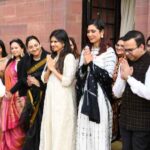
[113,30,150,150]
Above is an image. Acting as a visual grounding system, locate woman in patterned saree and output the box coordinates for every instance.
[76,19,117,150]
[0,39,26,150]
[9,35,48,150]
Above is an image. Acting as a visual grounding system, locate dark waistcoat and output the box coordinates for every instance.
[120,52,150,130]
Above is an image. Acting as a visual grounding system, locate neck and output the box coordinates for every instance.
[33,50,42,60]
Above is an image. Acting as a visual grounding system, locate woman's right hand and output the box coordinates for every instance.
[83,46,93,64]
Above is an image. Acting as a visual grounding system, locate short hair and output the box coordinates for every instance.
[123,30,145,47]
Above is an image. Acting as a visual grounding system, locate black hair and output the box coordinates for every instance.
[86,19,107,55]
[146,36,150,45]
[6,38,26,67]
[10,38,26,54]
[123,30,145,48]
[49,29,72,74]
[0,40,7,57]
[69,37,80,59]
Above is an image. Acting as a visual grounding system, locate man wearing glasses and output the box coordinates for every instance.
[113,30,150,150]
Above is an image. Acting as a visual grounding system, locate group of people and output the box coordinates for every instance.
[0,18,150,150]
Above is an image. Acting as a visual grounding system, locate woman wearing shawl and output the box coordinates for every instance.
[76,19,117,150]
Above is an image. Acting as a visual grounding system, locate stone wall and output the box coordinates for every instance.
[0,0,82,52]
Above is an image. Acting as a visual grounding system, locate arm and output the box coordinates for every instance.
[104,47,117,77]
[113,66,126,98]
[61,54,76,86]
[127,66,150,100]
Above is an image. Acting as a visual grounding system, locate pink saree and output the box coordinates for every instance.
[0,61,25,150]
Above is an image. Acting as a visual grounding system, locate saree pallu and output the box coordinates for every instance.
[0,61,26,150]
[20,57,46,150]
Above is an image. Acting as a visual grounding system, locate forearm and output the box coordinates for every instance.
[51,68,62,81]
[44,69,51,82]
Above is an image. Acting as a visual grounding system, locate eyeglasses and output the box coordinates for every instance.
[125,47,138,53]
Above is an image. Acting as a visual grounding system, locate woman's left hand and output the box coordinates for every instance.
[27,75,40,87]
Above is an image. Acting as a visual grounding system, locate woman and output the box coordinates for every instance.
[76,19,117,150]
[0,40,8,80]
[9,35,48,150]
[0,39,26,150]
[39,29,77,150]
[112,37,125,141]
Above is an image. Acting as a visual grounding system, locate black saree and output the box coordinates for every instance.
[20,51,48,150]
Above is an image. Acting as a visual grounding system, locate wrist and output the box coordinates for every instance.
[127,75,131,81]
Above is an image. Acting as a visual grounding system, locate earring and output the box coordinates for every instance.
[11,54,14,59]
[21,51,24,57]
[101,34,104,38]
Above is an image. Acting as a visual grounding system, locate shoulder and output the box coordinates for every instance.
[65,53,75,60]
[104,47,116,58]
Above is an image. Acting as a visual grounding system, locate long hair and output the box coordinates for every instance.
[86,19,107,55]
[69,37,80,59]
[0,40,7,57]
[49,29,72,74]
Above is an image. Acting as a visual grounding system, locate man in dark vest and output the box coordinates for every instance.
[113,30,150,150]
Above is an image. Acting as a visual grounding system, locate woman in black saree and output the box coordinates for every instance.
[9,35,49,150]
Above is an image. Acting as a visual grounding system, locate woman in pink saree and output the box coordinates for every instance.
[0,39,26,150]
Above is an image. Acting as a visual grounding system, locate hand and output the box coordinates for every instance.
[120,59,133,80]
[27,75,40,87]
[47,56,56,71]
[5,91,12,99]
[83,46,93,64]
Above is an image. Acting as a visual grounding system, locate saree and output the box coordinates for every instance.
[21,57,46,150]
[0,60,25,150]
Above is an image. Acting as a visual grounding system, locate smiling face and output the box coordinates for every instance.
[87,24,104,47]
[10,42,23,59]
[27,39,42,57]
[115,39,125,58]
[50,36,64,53]
[124,38,145,61]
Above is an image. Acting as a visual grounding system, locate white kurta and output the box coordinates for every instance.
[39,54,77,150]
[76,47,117,150]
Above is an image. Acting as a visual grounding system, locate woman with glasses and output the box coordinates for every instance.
[112,37,125,141]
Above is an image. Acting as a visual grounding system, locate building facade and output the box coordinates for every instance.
[0,0,149,52]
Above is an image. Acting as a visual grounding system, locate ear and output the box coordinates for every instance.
[139,44,145,50]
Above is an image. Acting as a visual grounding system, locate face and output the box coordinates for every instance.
[50,36,64,53]
[146,40,150,53]
[27,39,42,57]
[124,38,144,61]
[87,24,103,46]
[10,42,23,58]
[115,40,125,58]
